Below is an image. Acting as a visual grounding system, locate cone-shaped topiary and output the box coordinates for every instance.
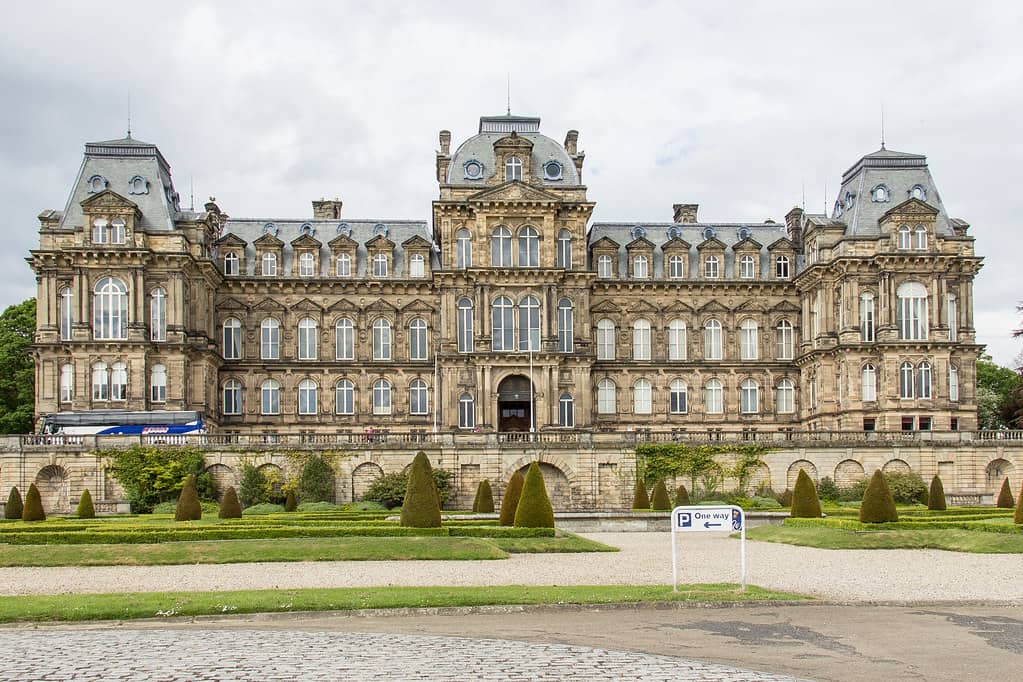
[400,451,442,528]
[1015,482,1023,525]
[498,470,525,526]
[471,482,481,512]
[476,479,495,513]
[650,480,672,510]
[927,475,947,511]
[997,478,1015,508]
[674,485,691,507]
[22,483,45,522]
[790,469,822,518]
[174,474,202,521]
[632,478,650,510]
[859,470,899,523]
[513,462,555,528]
[5,486,23,520]
[219,486,242,519]
[76,489,95,519]
[284,489,297,512]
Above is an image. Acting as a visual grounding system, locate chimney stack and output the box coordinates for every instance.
[439,130,451,155]
[564,130,579,155]
[312,198,343,220]
[785,206,804,248]
[672,203,699,223]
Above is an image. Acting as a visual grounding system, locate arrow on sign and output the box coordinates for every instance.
[703,521,722,528]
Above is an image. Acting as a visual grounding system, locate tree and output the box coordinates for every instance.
[977,355,1023,429]
[790,469,822,518]
[859,470,898,523]
[298,454,336,503]
[5,487,23,519]
[0,299,35,434]
[649,480,671,510]
[674,485,691,507]
[928,475,947,511]
[100,445,214,513]
[475,479,495,513]
[175,474,202,521]
[219,486,242,519]
[238,463,267,507]
[284,490,297,512]
[498,470,525,526]
[997,478,1015,508]
[362,469,451,509]
[400,451,442,528]
[76,489,96,519]
[513,462,555,528]
[22,483,45,521]
[632,479,650,509]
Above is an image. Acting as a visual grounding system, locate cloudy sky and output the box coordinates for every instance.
[2,1,1021,366]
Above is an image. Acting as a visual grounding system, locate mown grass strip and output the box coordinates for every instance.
[748,524,1023,553]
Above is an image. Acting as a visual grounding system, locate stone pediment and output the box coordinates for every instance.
[664,300,696,314]
[215,233,248,248]
[629,299,661,314]
[218,296,249,312]
[590,300,623,314]
[290,234,322,249]
[625,236,654,251]
[80,189,137,211]
[493,133,534,150]
[327,298,358,313]
[253,233,284,248]
[697,237,727,251]
[731,237,763,251]
[292,297,324,313]
[365,235,395,250]
[401,298,437,313]
[364,298,398,313]
[468,181,561,204]
[401,235,433,250]
[697,299,729,314]
[769,300,802,313]
[881,198,939,222]
[662,237,691,252]
[252,297,286,312]
[767,237,795,252]
[328,233,357,249]
[735,298,767,313]
[590,236,620,251]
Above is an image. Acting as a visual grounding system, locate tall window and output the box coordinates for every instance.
[223,318,242,359]
[261,252,277,276]
[91,362,109,401]
[917,361,932,399]
[704,319,722,360]
[860,293,875,342]
[457,299,474,353]
[223,252,239,275]
[335,318,354,360]
[110,218,126,244]
[261,319,280,360]
[897,282,928,340]
[298,252,315,277]
[492,296,514,351]
[491,227,512,266]
[632,319,651,360]
[335,379,355,415]
[739,254,755,279]
[518,296,541,352]
[409,318,428,361]
[372,253,388,277]
[597,254,613,278]
[372,319,392,360]
[633,255,649,279]
[633,379,652,414]
[372,379,392,415]
[111,362,127,401]
[775,255,790,279]
[947,295,958,342]
[557,299,574,352]
[459,393,475,428]
[669,379,688,414]
[150,364,166,403]
[60,363,74,403]
[776,379,794,414]
[456,229,472,269]
[556,229,572,269]
[222,379,242,415]
[668,254,685,279]
[261,379,280,415]
[862,364,877,402]
[597,378,617,414]
[668,320,687,360]
[739,319,759,360]
[775,320,794,360]
[298,379,318,415]
[409,253,425,278]
[705,379,723,414]
[914,226,927,250]
[59,287,73,341]
[596,319,616,360]
[899,361,915,399]
[505,155,522,181]
[704,255,719,279]
[559,393,574,427]
[92,218,108,244]
[409,379,428,415]
[897,225,912,249]
[740,379,759,414]
[336,253,351,277]
[518,227,539,267]
[93,277,128,340]
[949,364,959,401]
[298,318,318,360]
[150,288,167,342]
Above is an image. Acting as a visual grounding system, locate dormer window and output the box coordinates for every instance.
[373,223,388,238]
[737,227,751,241]
[910,184,927,201]
[667,226,681,240]
[843,192,854,209]
[261,252,277,276]
[128,176,148,195]
[543,160,563,181]
[336,223,352,237]
[630,226,646,240]
[872,184,889,202]
[505,156,522,182]
[300,223,315,237]
[702,227,716,241]
[373,253,388,277]
[409,253,425,278]
[92,218,108,244]
[223,252,239,275]
[262,222,279,237]
[110,218,126,244]
[87,175,106,193]
[298,252,315,277]
[633,255,649,279]
[597,254,613,279]
[463,160,484,180]
[834,200,843,218]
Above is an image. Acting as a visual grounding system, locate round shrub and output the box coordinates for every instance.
[76,489,96,519]
[218,486,242,519]
[296,501,340,512]
[859,470,898,523]
[997,478,1015,509]
[298,454,336,503]
[928,475,947,511]
[650,480,671,511]
[816,476,839,502]
[884,472,928,505]
[790,469,822,518]
[285,490,298,512]
[5,486,23,520]
[476,479,495,513]
[674,485,691,507]
[513,462,555,528]
[498,470,525,526]
[175,474,202,522]
[362,469,451,509]
[400,451,442,528]
[241,503,285,515]
[22,483,45,522]
[632,479,650,510]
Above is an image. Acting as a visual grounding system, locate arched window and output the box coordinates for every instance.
[597,254,614,278]
[373,379,392,415]
[633,379,652,414]
[372,253,389,277]
[491,227,512,267]
[298,252,315,277]
[298,379,318,415]
[409,318,428,361]
[335,379,355,415]
[298,318,318,360]
[557,298,574,353]
[261,379,280,415]
[556,229,572,269]
[739,254,756,279]
[913,225,927,250]
[222,318,242,359]
[669,379,688,414]
[111,361,127,401]
[949,364,959,402]
[899,361,915,399]
[456,229,472,269]
[704,319,722,360]
[409,253,425,278]
[897,282,929,340]
[668,320,687,361]
[775,320,793,360]
[559,393,574,427]
[459,393,475,428]
[505,155,522,181]
[92,218,109,244]
[93,277,128,340]
[150,364,167,403]
[897,225,912,249]
[335,318,354,360]
[911,184,926,201]
[110,218,126,244]
[860,293,875,342]
[668,254,685,279]
[597,378,617,414]
[518,226,539,267]
[372,319,392,360]
[704,255,719,279]
[223,252,239,275]
[518,296,540,351]
[261,252,277,276]
[409,379,429,415]
[633,255,649,279]
[336,253,351,277]
[775,255,790,279]
[776,378,794,414]
[596,319,616,360]
[705,379,723,414]
[60,363,74,403]
[492,296,514,351]
[632,319,651,360]
[457,299,474,353]
[917,361,932,399]
[91,362,109,401]
[739,319,759,360]
[862,363,877,402]
[740,378,759,414]
[150,288,166,342]
[222,379,242,415]
[59,287,73,341]
[261,318,280,360]
[872,185,889,202]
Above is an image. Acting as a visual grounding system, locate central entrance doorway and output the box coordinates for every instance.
[497,375,533,432]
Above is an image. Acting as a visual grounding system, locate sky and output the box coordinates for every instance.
[2,1,1021,367]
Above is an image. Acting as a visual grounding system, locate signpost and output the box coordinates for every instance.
[670,505,746,592]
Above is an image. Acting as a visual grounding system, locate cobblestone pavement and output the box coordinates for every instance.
[0,629,806,681]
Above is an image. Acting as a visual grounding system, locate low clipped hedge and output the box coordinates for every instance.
[784,517,1023,534]
[449,526,556,538]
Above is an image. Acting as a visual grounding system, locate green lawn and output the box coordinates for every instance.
[748,524,1023,553]
[0,584,807,624]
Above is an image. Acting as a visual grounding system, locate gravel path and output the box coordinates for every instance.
[1,533,1021,602]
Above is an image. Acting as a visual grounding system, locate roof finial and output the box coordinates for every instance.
[189,175,194,211]
[824,182,828,216]
[801,181,806,212]
[506,73,511,116]
[127,90,132,139]
[880,101,886,150]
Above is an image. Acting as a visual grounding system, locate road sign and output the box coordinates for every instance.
[670,504,746,592]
